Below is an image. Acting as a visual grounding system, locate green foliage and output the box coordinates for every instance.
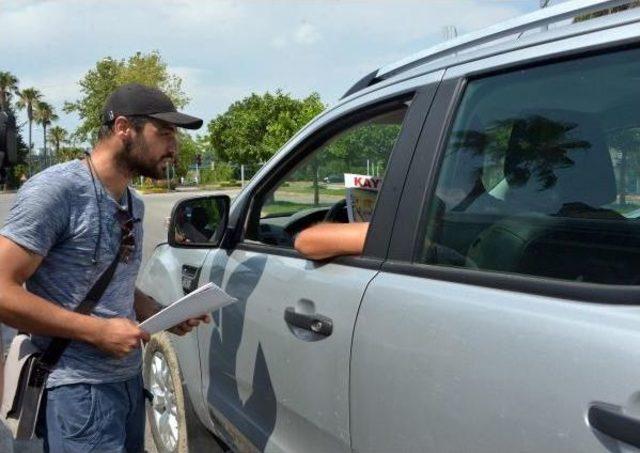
[175,132,201,178]
[34,101,57,127]
[200,162,234,185]
[1,102,29,188]
[10,164,28,186]
[48,126,68,155]
[137,177,176,191]
[16,87,42,122]
[319,122,399,176]
[54,146,85,163]
[64,51,188,143]
[207,90,325,164]
[0,71,18,111]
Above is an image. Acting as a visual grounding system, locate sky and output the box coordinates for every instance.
[0,0,559,150]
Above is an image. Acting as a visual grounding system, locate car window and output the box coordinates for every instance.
[418,48,640,285]
[245,103,410,248]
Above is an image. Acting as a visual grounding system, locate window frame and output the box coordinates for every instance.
[384,44,640,304]
[234,85,439,263]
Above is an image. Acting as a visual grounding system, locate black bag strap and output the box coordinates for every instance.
[38,188,133,370]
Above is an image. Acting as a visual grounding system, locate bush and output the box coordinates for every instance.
[136,177,176,191]
[199,163,235,185]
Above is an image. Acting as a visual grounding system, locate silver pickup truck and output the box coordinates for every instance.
[138,1,640,451]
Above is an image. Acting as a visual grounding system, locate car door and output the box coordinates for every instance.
[193,80,440,452]
[351,45,640,452]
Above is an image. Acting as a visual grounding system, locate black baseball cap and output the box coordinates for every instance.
[102,83,203,130]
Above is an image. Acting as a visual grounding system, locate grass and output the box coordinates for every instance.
[261,200,331,217]
[276,181,345,197]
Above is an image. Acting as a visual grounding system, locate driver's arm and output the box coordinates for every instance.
[294,222,369,260]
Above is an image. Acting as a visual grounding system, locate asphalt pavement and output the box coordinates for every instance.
[0,188,239,453]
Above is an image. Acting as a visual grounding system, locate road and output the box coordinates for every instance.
[0,188,239,453]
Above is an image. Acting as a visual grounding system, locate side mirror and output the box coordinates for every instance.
[0,110,17,166]
[168,195,230,248]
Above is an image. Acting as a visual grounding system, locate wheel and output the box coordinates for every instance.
[143,332,227,453]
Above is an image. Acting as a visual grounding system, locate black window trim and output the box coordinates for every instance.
[235,84,440,264]
[381,260,640,305]
[385,43,640,304]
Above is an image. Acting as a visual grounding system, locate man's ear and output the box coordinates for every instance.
[113,116,132,140]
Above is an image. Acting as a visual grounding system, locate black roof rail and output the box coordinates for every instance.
[341,70,380,100]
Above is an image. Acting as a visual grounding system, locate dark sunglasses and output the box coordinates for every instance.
[114,209,137,264]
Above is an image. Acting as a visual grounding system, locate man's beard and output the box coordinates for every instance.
[119,134,170,179]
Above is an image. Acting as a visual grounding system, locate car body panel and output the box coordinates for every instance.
[351,271,640,452]
[137,245,214,430]
[196,247,378,452]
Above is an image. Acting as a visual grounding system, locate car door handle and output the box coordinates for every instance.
[588,402,640,449]
[284,307,333,337]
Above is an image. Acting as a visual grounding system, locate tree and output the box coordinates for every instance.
[55,146,85,164]
[175,132,202,178]
[16,87,42,174]
[0,71,18,111]
[2,104,29,188]
[64,51,188,144]
[207,90,325,165]
[48,125,68,157]
[34,101,58,164]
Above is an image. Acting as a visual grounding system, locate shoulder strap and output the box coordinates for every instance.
[38,188,133,369]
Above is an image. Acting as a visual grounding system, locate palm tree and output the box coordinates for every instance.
[16,88,42,175]
[48,126,68,160]
[0,71,18,111]
[34,101,58,166]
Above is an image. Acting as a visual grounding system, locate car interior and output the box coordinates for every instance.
[423,49,640,285]
[247,107,409,248]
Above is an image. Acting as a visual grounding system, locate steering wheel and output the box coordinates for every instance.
[323,198,348,223]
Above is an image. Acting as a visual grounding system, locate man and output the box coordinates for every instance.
[294,221,369,260]
[0,83,208,452]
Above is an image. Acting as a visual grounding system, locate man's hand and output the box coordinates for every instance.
[168,313,211,336]
[134,288,210,336]
[92,318,150,358]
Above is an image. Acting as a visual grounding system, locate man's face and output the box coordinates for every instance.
[123,118,177,179]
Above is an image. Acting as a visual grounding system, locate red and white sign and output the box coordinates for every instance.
[344,173,382,191]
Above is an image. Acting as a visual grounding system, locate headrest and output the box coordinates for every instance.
[503,109,616,213]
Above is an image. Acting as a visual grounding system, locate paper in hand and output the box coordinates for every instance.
[139,282,237,334]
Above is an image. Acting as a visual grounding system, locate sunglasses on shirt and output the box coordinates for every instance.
[114,208,138,264]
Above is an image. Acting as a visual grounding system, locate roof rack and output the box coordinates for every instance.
[342,0,633,99]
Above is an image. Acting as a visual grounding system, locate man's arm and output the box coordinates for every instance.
[0,236,148,358]
[134,288,210,336]
[294,222,369,260]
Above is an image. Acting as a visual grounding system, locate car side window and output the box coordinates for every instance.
[418,48,640,285]
[245,103,411,248]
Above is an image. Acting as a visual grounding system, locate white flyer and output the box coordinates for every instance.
[139,282,237,334]
[343,173,382,223]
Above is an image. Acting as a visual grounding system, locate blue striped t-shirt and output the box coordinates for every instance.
[0,159,144,388]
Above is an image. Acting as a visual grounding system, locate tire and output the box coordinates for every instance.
[143,332,226,453]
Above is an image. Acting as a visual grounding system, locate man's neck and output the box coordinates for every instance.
[88,144,132,201]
